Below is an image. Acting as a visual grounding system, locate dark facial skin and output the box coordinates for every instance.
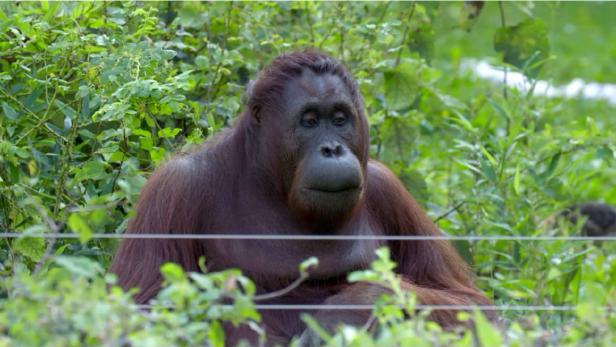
[278,70,365,228]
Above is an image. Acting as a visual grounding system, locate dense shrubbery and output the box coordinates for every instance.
[0,2,615,346]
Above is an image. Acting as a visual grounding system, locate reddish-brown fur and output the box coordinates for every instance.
[110,51,493,345]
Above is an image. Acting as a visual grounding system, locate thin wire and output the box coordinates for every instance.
[1,232,615,241]
[4,231,609,313]
[134,304,597,311]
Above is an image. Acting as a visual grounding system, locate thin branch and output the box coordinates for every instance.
[253,272,311,301]
[498,1,508,99]
[433,201,466,223]
[0,87,66,144]
[337,3,345,59]
[395,1,417,66]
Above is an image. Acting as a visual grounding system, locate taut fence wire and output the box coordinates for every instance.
[137,304,601,312]
[3,231,614,312]
[1,232,616,241]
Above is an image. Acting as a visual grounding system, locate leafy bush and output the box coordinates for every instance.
[1,2,615,346]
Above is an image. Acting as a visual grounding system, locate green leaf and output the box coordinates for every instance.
[1,102,18,120]
[384,61,421,110]
[408,26,435,62]
[480,146,497,167]
[74,161,107,181]
[480,159,497,182]
[473,309,503,346]
[157,127,182,139]
[150,147,166,164]
[14,237,46,261]
[54,99,78,120]
[195,55,209,69]
[161,49,177,60]
[300,314,333,343]
[54,255,104,278]
[161,262,187,282]
[68,213,93,243]
[81,94,90,118]
[543,152,561,179]
[207,321,225,347]
[513,165,521,195]
[378,116,418,165]
[596,146,614,162]
[348,269,380,283]
[299,257,319,274]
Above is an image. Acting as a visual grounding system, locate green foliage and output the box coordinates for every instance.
[494,19,550,77]
[0,1,615,346]
[0,259,260,347]
[299,248,616,346]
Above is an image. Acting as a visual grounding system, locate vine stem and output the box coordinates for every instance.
[395,1,417,67]
[253,272,310,302]
[498,1,508,100]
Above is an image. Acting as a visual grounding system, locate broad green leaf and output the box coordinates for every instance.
[208,321,225,347]
[384,61,421,110]
[195,55,209,69]
[74,161,107,181]
[14,237,46,261]
[160,262,187,282]
[473,309,503,346]
[54,255,104,278]
[1,102,18,120]
[68,213,93,243]
[161,49,177,60]
[158,127,182,139]
[378,116,418,165]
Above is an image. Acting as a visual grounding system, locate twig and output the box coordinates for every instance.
[253,272,311,301]
[498,1,508,100]
[395,1,417,66]
[354,1,391,65]
[361,314,377,331]
[0,87,66,144]
[433,201,466,223]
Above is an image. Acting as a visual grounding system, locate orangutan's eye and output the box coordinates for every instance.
[332,111,347,126]
[301,111,319,128]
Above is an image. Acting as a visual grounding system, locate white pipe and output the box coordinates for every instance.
[463,60,616,105]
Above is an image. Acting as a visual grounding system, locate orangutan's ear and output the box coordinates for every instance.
[251,104,262,124]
